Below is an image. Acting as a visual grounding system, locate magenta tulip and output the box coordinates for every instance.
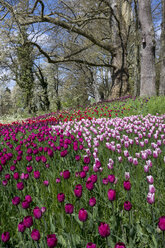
[33,206,42,219]
[23,216,33,228]
[47,234,58,247]
[124,201,132,211]
[31,229,40,241]
[98,222,110,237]
[78,208,88,222]
[158,216,165,231]
[108,189,116,201]
[1,232,10,242]
[65,203,74,214]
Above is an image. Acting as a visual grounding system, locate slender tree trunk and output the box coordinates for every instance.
[134,0,140,96]
[92,69,101,103]
[159,0,165,95]
[138,0,156,96]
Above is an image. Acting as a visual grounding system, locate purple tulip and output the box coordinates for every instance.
[108,189,116,201]
[124,201,132,211]
[12,196,20,205]
[31,229,40,241]
[65,203,74,214]
[1,232,10,243]
[78,208,88,222]
[89,197,96,207]
[123,181,131,191]
[18,222,26,232]
[34,170,40,179]
[63,170,70,179]
[57,193,65,202]
[33,206,42,219]
[98,222,110,237]
[108,174,115,183]
[86,242,97,248]
[115,242,126,248]
[25,195,32,203]
[47,234,58,247]
[17,182,24,190]
[158,216,165,231]
[22,200,30,209]
[23,216,33,228]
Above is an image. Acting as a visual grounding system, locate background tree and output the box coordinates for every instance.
[138,0,156,96]
[159,0,165,95]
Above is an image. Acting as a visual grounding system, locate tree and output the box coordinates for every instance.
[138,0,156,96]
[159,0,165,95]
[0,0,131,98]
[16,29,35,113]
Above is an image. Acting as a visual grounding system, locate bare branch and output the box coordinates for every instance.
[0,10,9,21]
[20,15,116,54]
[64,44,94,59]
[30,0,44,19]
[29,41,116,68]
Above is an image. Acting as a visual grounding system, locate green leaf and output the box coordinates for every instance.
[152,234,158,248]
[58,235,67,247]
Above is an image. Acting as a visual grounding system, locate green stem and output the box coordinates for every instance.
[111,201,114,215]
[36,242,40,248]
[106,236,111,248]
[163,231,165,248]
[70,215,74,247]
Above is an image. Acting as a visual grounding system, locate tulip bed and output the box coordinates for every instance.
[0,96,165,248]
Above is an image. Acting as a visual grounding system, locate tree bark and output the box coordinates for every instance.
[109,0,130,98]
[134,0,140,96]
[92,69,101,103]
[138,0,156,96]
[159,0,165,96]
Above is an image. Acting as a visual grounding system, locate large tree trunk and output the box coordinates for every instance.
[138,0,156,96]
[109,0,130,98]
[159,0,165,96]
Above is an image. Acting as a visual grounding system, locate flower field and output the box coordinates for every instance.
[0,96,165,248]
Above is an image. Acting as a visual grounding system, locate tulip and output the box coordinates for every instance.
[123,181,131,191]
[12,196,20,205]
[23,216,33,228]
[31,229,40,241]
[1,232,10,243]
[147,192,155,205]
[17,182,24,190]
[124,201,132,211]
[33,206,42,219]
[63,170,70,179]
[125,172,130,181]
[98,222,110,237]
[47,234,58,247]
[108,174,115,183]
[146,175,154,184]
[18,222,26,232]
[65,203,74,214]
[34,170,40,179]
[86,242,97,248]
[57,193,65,202]
[158,216,165,231]
[114,242,126,248]
[149,185,156,194]
[78,208,88,222]
[108,189,116,201]
[22,200,30,209]
[25,195,32,203]
[89,197,96,207]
